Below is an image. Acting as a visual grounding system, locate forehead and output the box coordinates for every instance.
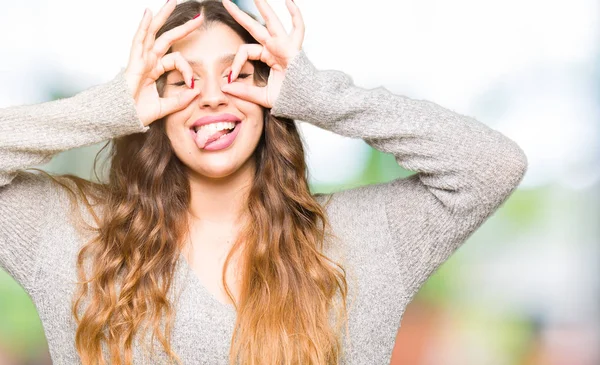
[170,23,245,69]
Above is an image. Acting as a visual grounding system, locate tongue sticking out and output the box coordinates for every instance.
[195,127,233,149]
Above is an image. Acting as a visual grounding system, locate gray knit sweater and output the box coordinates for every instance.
[0,49,527,364]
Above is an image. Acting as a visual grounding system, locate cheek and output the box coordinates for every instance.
[164,101,194,134]
[164,114,189,144]
[230,98,263,121]
[243,105,264,137]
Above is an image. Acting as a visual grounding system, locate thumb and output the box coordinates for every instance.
[221,82,269,107]
[159,88,201,118]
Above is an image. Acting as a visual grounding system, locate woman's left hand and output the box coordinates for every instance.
[220,0,304,108]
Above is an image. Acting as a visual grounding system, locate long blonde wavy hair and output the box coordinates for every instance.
[30,1,350,364]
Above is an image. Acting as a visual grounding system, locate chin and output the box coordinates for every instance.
[187,162,241,179]
[181,147,256,180]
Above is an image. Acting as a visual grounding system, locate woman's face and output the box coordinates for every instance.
[163,22,264,179]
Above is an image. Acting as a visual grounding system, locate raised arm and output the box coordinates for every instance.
[270,50,528,300]
[0,3,205,292]
[0,69,149,186]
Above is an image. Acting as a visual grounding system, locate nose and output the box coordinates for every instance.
[196,74,229,109]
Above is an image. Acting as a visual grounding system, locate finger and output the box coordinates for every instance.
[254,0,287,37]
[286,0,305,48]
[150,52,195,89]
[130,8,152,61]
[230,44,276,82]
[221,82,269,107]
[222,0,271,44]
[230,44,261,82]
[153,12,204,58]
[159,88,201,119]
[143,0,177,54]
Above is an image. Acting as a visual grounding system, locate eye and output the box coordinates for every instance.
[225,73,252,79]
[171,73,252,87]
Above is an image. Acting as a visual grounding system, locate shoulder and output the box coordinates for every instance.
[310,181,396,244]
[0,170,101,290]
[1,169,103,229]
[1,170,64,209]
[312,179,401,218]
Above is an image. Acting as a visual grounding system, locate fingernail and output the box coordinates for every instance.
[190,78,194,89]
[228,71,232,84]
[193,13,201,19]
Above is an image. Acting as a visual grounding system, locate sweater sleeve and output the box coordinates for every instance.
[270,50,528,300]
[0,68,149,291]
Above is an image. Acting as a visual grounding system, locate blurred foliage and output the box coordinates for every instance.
[457,306,537,364]
[498,187,548,229]
[0,270,47,356]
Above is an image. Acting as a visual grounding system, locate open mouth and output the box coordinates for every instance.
[190,121,241,138]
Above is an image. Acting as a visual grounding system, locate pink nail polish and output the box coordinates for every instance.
[193,13,201,19]
[191,78,194,89]
[228,71,232,84]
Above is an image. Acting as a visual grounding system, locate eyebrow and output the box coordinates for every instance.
[188,53,237,68]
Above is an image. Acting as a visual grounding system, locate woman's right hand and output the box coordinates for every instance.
[124,1,204,127]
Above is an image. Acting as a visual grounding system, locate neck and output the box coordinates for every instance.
[187,158,255,227]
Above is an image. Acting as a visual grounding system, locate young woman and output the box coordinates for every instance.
[0,0,528,364]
